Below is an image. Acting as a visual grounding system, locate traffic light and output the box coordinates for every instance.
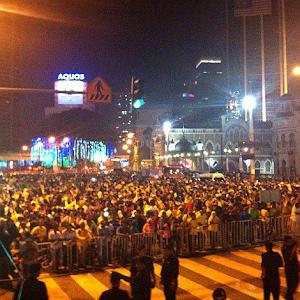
[132,77,145,109]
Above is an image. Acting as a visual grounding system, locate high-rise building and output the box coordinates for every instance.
[195,58,225,103]
[0,15,14,151]
[114,92,133,145]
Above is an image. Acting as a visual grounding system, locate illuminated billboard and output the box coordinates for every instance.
[55,73,87,106]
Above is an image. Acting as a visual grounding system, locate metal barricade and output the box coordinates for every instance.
[36,216,296,273]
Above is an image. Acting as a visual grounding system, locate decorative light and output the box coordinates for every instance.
[211,151,215,155]
[224,149,228,153]
[48,136,55,143]
[63,137,70,144]
[127,150,131,154]
[22,145,28,151]
[122,144,128,150]
[235,147,239,152]
[228,149,232,154]
[244,147,249,152]
[126,139,133,145]
[203,151,208,156]
[128,132,134,139]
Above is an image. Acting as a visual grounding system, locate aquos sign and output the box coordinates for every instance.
[57,73,85,81]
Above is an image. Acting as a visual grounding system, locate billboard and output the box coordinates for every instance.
[55,73,87,106]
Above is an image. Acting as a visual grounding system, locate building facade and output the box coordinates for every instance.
[152,115,274,177]
[272,94,300,180]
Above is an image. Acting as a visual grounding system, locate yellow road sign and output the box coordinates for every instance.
[87,76,112,103]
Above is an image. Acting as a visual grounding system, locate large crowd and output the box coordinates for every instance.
[0,174,299,243]
[0,173,299,295]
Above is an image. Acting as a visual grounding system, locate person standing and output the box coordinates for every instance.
[130,245,155,300]
[281,235,299,300]
[161,245,179,300]
[99,272,130,300]
[14,262,48,300]
[261,240,283,300]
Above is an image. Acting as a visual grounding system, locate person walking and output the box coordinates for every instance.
[160,245,179,300]
[281,235,299,300]
[99,272,130,300]
[130,244,155,300]
[261,240,283,300]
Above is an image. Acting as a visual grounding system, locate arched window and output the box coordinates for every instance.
[265,161,271,173]
[281,134,286,148]
[282,160,287,175]
[205,142,214,152]
[255,161,261,169]
[289,133,295,148]
[234,128,239,143]
[230,130,234,143]
[276,135,280,149]
[239,130,244,141]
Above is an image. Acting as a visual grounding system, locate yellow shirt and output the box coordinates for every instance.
[188,219,199,235]
[31,226,47,241]
[76,228,92,248]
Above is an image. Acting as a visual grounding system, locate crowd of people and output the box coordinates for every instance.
[1,174,299,239]
[0,173,299,298]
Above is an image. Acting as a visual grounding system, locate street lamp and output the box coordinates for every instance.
[224,148,229,172]
[293,66,300,76]
[122,144,128,151]
[22,145,28,151]
[243,95,256,181]
[163,121,172,134]
[163,121,172,165]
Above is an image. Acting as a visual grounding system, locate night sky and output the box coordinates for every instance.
[2,0,298,99]
[5,0,228,100]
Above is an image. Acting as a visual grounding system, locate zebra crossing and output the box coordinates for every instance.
[1,244,299,300]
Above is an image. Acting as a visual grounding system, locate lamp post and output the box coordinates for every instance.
[163,121,172,165]
[243,96,256,181]
[224,148,229,172]
[196,139,203,171]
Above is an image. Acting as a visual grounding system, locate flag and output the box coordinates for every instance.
[234,0,272,17]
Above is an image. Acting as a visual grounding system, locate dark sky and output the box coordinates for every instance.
[4,0,228,101]
[1,0,299,100]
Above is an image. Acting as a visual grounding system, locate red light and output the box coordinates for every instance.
[28,166,32,170]
[84,166,88,170]
[9,166,13,170]
[183,83,186,86]
[194,81,198,85]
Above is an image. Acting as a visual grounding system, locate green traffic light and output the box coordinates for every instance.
[133,99,145,109]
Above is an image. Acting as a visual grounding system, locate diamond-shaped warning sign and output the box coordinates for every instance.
[87,76,112,104]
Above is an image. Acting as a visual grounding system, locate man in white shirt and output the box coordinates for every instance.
[291,201,300,235]
[61,224,77,269]
[48,223,62,271]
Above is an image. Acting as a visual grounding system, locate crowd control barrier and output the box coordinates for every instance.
[34,216,298,273]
